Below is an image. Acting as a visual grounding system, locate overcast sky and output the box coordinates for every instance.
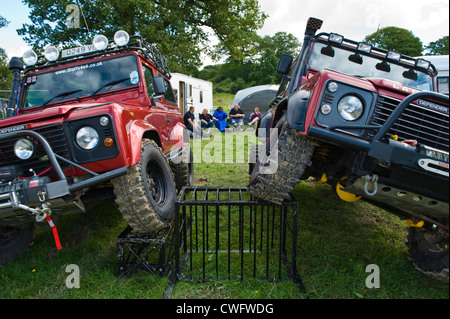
[1,0,449,62]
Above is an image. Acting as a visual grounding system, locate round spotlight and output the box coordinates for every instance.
[14,138,35,160]
[22,50,38,66]
[93,34,109,50]
[114,30,130,46]
[44,46,60,62]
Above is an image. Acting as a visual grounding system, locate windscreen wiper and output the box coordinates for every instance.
[42,89,83,107]
[90,77,129,98]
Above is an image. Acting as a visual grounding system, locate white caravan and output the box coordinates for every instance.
[170,73,213,120]
[419,55,449,94]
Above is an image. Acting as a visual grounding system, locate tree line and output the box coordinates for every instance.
[1,1,448,94]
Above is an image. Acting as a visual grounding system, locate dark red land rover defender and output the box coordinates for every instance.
[0,31,193,264]
[249,18,449,282]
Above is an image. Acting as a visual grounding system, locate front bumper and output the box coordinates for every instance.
[0,130,127,225]
[308,91,449,203]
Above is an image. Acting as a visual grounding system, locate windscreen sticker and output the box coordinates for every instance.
[130,70,139,84]
[54,61,103,75]
[26,76,37,84]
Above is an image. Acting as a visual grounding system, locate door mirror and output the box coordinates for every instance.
[153,76,166,96]
[277,54,293,75]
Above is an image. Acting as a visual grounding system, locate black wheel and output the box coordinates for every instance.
[248,121,315,204]
[113,139,177,232]
[171,147,194,192]
[407,227,449,283]
[0,223,34,265]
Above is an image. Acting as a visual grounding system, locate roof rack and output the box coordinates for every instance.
[314,32,437,76]
[25,35,171,77]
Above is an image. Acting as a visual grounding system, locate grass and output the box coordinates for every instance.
[0,94,448,300]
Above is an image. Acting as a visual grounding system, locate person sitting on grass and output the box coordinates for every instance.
[183,106,199,136]
[248,107,262,130]
[213,106,228,132]
[229,103,245,129]
[200,108,214,134]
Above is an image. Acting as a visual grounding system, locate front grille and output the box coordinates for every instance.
[369,95,449,152]
[0,124,71,176]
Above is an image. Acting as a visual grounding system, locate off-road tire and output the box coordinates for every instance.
[407,227,449,283]
[0,223,34,265]
[170,148,194,192]
[113,139,176,233]
[248,122,315,204]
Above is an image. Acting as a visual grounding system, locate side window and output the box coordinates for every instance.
[143,65,155,96]
[162,77,176,104]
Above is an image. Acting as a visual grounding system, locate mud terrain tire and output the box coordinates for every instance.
[248,122,315,204]
[113,139,176,232]
[170,148,194,192]
[0,223,34,264]
[407,227,449,283]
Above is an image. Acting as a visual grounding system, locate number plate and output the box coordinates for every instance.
[61,44,97,58]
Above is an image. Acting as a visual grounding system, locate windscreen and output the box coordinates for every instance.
[308,42,434,91]
[22,54,140,108]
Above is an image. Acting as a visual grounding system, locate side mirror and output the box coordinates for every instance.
[153,76,166,96]
[277,54,293,75]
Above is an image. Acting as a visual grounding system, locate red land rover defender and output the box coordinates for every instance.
[249,18,449,282]
[0,31,193,264]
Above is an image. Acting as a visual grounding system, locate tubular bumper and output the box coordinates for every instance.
[0,130,127,222]
[309,91,449,160]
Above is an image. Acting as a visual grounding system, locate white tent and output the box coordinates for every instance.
[231,84,279,120]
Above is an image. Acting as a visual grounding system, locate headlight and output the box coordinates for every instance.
[14,138,34,160]
[337,95,364,121]
[76,126,99,150]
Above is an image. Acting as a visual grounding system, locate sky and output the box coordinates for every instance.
[1,0,449,62]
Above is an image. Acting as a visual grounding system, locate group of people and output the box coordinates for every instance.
[183,104,262,135]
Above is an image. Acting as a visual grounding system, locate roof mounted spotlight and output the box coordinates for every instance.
[387,51,401,62]
[357,42,372,54]
[44,46,60,62]
[93,34,109,51]
[329,33,343,44]
[114,30,130,46]
[415,58,430,71]
[22,50,38,66]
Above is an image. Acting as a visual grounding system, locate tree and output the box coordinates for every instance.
[249,32,300,85]
[0,15,12,91]
[364,26,423,57]
[425,36,449,55]
[198,32,301,93]
[17,0,267,72]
